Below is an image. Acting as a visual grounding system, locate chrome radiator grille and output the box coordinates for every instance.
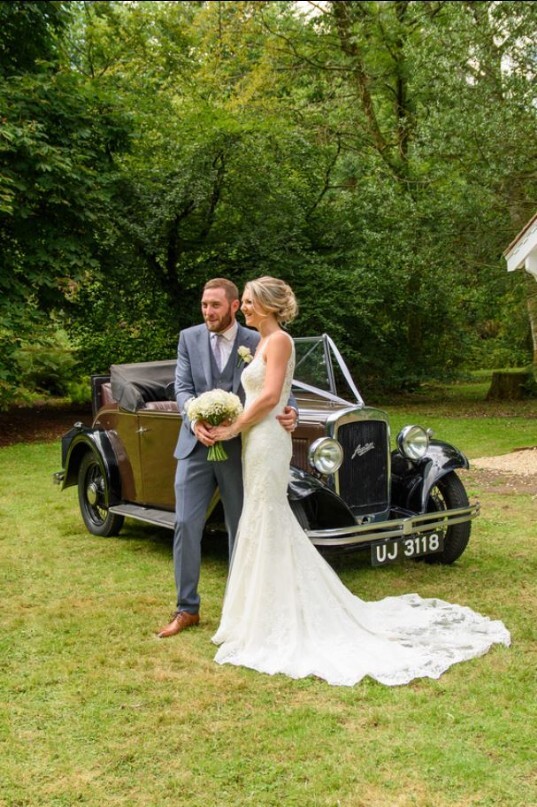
[291,439,309,472]
[335,420,389,516]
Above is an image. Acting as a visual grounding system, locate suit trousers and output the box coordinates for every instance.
[173,436,244,613]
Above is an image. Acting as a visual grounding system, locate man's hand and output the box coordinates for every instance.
[194,420,216,446]
[277,406,298,433]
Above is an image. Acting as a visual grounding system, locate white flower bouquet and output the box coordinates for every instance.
[186,389,243,461]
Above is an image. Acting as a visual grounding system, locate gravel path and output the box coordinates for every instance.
[471,447,537,476]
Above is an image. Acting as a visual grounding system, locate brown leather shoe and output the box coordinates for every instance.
[157,611,200,638]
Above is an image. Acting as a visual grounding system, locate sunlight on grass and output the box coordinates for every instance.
[1,412,536,805]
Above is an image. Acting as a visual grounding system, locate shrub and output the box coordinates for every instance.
[12,329,77,397]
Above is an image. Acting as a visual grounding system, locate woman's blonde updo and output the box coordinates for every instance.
[245,276,298,325]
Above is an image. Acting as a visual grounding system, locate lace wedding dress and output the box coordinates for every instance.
[212,338,510,686]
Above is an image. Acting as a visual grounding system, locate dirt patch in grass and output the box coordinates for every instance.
[465,467,537,496]
[0,402,92,447]
[464,448,537,495]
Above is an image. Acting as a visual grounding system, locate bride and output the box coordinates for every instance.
[211,276,510,687]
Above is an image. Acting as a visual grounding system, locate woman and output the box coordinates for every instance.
[211,277,510,686]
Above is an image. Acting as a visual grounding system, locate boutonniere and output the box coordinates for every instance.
[237,345,253,366]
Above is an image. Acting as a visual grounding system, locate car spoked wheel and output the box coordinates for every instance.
[77,452,124,537]
[425,471,471,564]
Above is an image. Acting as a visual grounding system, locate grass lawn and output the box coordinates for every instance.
[1,390,536,806]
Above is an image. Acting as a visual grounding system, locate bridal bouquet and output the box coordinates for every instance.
[186,389,243,461]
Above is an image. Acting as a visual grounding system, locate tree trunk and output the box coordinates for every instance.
[525,271,537,368]
[486,371,534,400]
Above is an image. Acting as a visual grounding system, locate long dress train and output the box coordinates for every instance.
[212,338,510,687]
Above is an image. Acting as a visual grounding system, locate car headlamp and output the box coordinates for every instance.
[308,437,344,475]
[397,425,430,461]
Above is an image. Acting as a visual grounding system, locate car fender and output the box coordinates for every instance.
[288,466,355,527]
[61,424,122,502]
[391,439,470,513]
[288,465,329,500]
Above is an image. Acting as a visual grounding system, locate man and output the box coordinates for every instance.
[157,278,297,638]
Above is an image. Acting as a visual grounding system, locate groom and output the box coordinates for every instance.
[157,277,298,638]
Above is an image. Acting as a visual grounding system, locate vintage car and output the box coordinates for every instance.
[54,334,479,566]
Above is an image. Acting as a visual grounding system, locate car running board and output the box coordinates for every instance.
[109,504,175,530]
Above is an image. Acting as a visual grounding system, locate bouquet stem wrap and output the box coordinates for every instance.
[186,390,243,461]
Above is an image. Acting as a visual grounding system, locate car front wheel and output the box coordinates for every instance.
[77,451,124,537]
[425,471,471,564]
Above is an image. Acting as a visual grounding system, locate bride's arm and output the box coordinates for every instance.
[214,332,292,440]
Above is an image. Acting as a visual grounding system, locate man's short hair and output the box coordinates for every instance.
[203,278,239,302]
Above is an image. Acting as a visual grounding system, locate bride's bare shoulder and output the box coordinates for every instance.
[268,330,293,353]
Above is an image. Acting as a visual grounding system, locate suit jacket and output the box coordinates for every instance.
[173,322,260,460]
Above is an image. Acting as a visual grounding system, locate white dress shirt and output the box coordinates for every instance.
[212,321,238,369]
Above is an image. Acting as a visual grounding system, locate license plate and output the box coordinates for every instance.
[371,532,444,566]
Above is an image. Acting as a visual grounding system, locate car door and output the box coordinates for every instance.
[137,409,180,508]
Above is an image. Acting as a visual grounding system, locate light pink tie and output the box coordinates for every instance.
[212,334,224,371]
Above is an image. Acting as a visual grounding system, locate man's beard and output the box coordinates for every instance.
[205,309,233,333]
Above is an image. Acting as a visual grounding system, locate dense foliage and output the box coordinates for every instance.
[1,1,537,406]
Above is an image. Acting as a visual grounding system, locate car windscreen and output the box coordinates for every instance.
[293,335,362,404]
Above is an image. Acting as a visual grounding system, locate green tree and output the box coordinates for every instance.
[0,0,70,77]
[250,0,537,380]
[2,1,537,405]
[64,1,346,372]
[0,1,132,405]
[52,0,537,385]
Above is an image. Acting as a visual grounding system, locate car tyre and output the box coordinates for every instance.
[424,471,471,564]
[77,451,124,537]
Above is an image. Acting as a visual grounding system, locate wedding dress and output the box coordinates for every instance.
[212,337,510,686]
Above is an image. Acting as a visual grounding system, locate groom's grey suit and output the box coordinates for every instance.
[172,322,261,615]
